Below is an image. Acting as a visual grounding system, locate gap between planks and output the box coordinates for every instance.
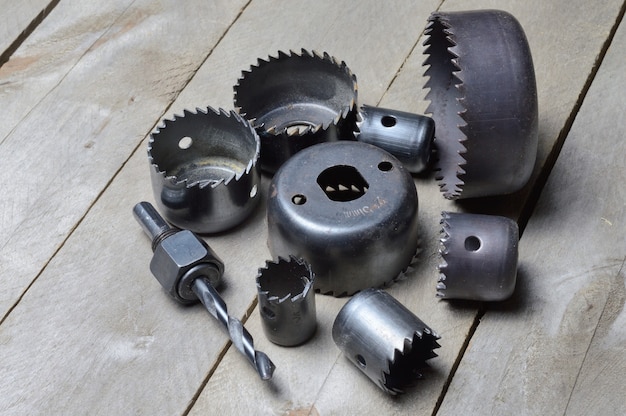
[562,255,626,415]
[0,0,253,328]
[430,4,626,414]
[182,295,260,416]
[516,0,626,234]
[0,0,60,67]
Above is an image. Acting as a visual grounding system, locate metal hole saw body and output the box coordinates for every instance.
[267,141,419,296]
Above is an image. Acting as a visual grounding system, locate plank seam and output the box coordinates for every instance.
[0,0,61,68]
[0,0,138,147]
[376,0,445,107]
[562,255,626,415]
[432,306,485,416]
[182,295,260,416]
[0,1,143,326]
[435,2,626,412]
[517,0,626,234]
[0,0,251,327]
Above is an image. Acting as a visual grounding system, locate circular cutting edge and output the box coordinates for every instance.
[423,10,538,199]
[332,288,440,394]
[234,49,358,173]
[256,256,317,346]
[148,107,261,234]
[267,141,419,296]
[438,211,519,301]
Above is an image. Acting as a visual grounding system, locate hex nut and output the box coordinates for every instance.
[149,230,224,304]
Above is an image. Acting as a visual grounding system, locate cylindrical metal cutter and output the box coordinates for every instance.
[267,141,419,296]
[332,288,440,395]
[438,211,519,301]
[256,256,316,347]
[148,107,261,234]
[234,49,358,173]
[355,105,435,174]
[423,10,538,199]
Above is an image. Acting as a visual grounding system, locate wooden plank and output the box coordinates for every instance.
[566,265,626,416]
[0,0,131,143]
[438,12,626,416]
[0,0,247,318]
[192,0,626,414]
[0,0,57,64]
[1,1,623,416]
[0,0,440,414]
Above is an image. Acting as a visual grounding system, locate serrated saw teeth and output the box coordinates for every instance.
[436,211,520,301]
[234,49,358,172]
[382,329,441,393]
[423,10,538,199]
[256,256,317,346]
[422,15,468,200]
[437,212,454,298]
[147,106,261,234]
[332,289,440,395]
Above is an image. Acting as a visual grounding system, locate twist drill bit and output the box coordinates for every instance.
[191,279,275,380]
[133,201,275,380]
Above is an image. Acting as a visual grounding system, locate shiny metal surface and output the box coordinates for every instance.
[438,211,519,301]
[267,141,419,296]
[356,105,435,173]
[234,49,358,173]
[133,202,275,380]
[256,256,316,346]
[332,289,440,395]
[192,278,275,380]
[133,201,224,303]
[424,10,538,199]
[148,107,261,233]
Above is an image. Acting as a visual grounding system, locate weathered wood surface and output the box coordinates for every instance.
[191,0,626,415]
[0,0,57,63]
[0,0,624,415]
[0,0,247,318]
[438,14,626,415]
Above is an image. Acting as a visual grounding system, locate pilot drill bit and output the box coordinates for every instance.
[133,201,275,380]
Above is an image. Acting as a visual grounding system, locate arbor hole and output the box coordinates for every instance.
[465,236,481,251]
[292,194,307,205]
[381,115,396,127]
[356,354,367,368]
[317,165,369,202]
[378,161,393,171]
[178,136,193,149]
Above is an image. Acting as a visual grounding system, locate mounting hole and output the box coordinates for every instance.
[356,354,367,368]
[178,136,193,149]
[292,194,307,205]
[464,236,481,251]
[317,165,369,202]
[262,306,276,320]
[250,184,258,198]
[381,115,397,127]
[378,161,393,172]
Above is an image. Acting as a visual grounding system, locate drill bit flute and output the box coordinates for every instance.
[133,201,275,380]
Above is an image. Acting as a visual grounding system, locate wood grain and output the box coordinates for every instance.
[0,0,133,143]
[0,0,57,64]
[193,0,626,414]
[0,0,624,414]
[438,9,626,415]
[1,0,437,413]
[0,0,247,319]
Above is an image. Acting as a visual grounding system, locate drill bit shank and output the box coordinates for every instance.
[133,201,275,380]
